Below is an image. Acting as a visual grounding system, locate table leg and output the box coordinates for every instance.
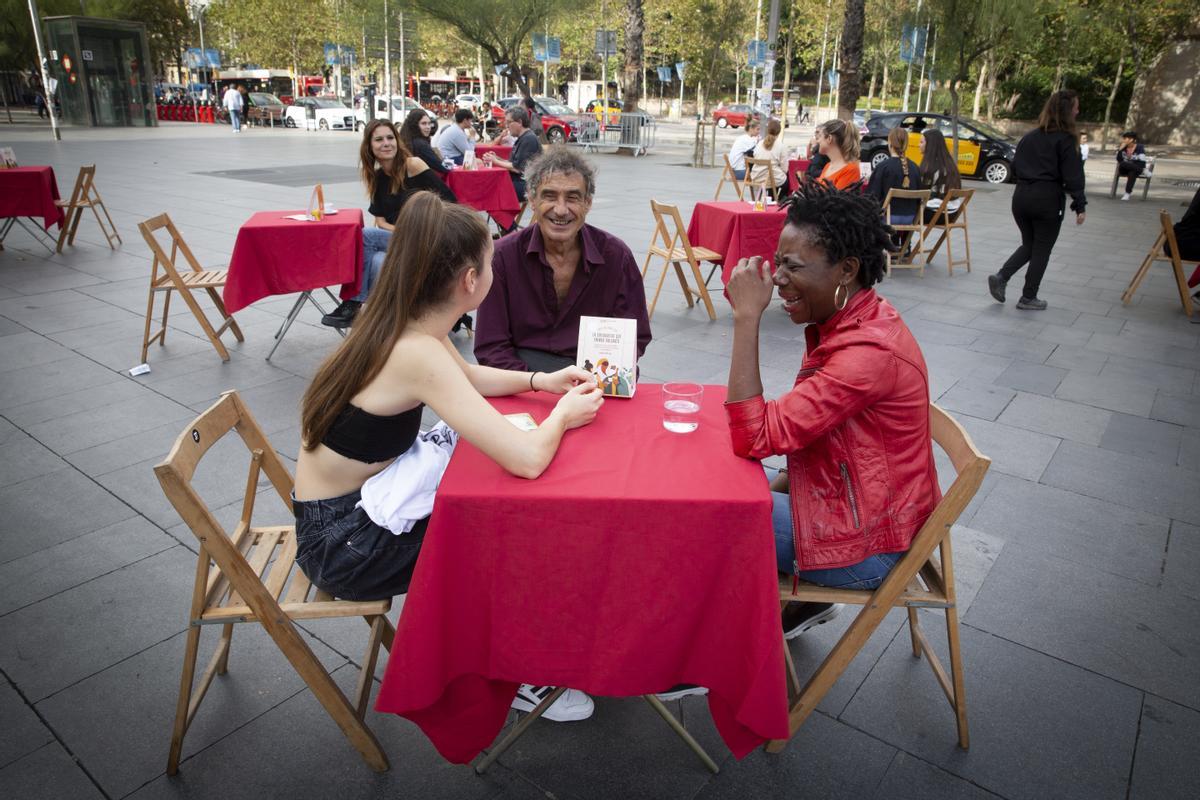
[641,695,720,774]
[267,290,347,361]
[0,217,55,253]
[0,218,14,250]
[473,686,567,775]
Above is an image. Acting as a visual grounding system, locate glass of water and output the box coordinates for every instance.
[662,383,703,433]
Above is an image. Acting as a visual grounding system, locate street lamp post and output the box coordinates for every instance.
[27,0,60,140]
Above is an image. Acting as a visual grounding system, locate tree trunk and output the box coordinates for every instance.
[836,0,865,120]
[881,59,889,109]
[949,82,960,158]
[508,67,532,99]
[985,50,997,123]
[621,0,644,110]
[972,60,986,118]
[1101,52,1125,150]
[867,63,877,108]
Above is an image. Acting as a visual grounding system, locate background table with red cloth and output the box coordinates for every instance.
[787,159,811,192]
[472,144,512,161]
[376,384,787,764]
[687,201,788,286]
[222,209,363,314]
[0,166,65,230]
[442,165,521,228]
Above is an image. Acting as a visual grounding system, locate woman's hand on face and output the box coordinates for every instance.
[726,256,774,319]
[554,382,603,430]
[542,365,593,393]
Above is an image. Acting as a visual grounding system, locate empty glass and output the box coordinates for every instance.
[662,383,703,433]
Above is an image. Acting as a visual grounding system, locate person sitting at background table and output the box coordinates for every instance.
[433,109,475,165]
[1115,131,1149,201]
[802,133,830,183]
[728,117,761,181]
[398,109,447,176]
[866,127,922,224]
[918,128,962,223]
[724,184,941,638]
[751,118,788,200]
[482,106,542,219]
[474,148,652,372]
[814,119,861,190]
[322,119,458,329]
[296,193,604,723]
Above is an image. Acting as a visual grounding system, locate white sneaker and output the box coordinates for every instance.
[510,684,594,722]
[1121,193,1131,201]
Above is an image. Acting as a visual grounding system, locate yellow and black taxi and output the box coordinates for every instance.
[861,112,1017,184]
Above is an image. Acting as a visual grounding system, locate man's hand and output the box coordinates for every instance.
[726,256,774,319]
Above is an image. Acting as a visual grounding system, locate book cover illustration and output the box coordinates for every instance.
[0,147,17,169]
[504,413,538,431]
[576,316,637,398]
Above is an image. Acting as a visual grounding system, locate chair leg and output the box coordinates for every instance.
[961,225,972,273]
[54,207,75,253]
[176,285,231,362]
[673,262,695,307]
[166,624,203,775]
[648,258,672,318]
[782,636,801,700]
[907,607,921,657]
[205,287,245,343]
[945,227,955,276]
[95,196,121,245]
[685,259,717,320]
[353,615,388,719]
[944,605,970,749]
[215,623,234,674]
[1122,251,1157,305]
[67,206,84,246]
[924,230,947,265]
[141,288,162,364]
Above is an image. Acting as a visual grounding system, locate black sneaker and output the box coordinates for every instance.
[1015,296,1047,311]
[782,602,841,640]
[321,299,361,328]
[987,273,1007,303]
[654,684,709,701]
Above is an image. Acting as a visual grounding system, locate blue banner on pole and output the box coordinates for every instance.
[532,34,561,64]
[827,69,840,90]
[675,61,686,81]
[656,66,673,83]
[185,48,221,69]
[746,40,768,68]
[899,25,928,64]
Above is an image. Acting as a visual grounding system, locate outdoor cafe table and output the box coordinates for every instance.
[472,143,513,161]
[0,166,64,251]
[687,201,788,286]
[222,208,363,359]
[787,159,811,192]
[375,384,789,764]
[442,165,521,228]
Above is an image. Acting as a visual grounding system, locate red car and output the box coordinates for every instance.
[490,96,574,143]
[713,103,757,128]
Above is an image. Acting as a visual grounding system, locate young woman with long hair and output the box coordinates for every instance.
[814,118,861,190]
[322,118,458,329]
[918,128,961,222]
[398,108,447,175]
[987,90,1086,311]
[867,127,922,224]
[751,118,789,200]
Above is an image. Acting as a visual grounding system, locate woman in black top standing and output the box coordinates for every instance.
[398,109,447,175]
[987,90,1086,311]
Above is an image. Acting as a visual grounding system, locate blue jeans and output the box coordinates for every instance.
[353,227,392,302]
[766,468,903,590]
[733,168,746,180]
[229,108,240,131]
[293,489,428,601]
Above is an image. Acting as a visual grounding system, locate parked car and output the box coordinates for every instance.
[284,97,356,131]
[354,96,438,134]
[489,96,575,143]
[860,112,1016,184]
[712,103,758,128]
[247,92,286,126]
[455,93,481,110]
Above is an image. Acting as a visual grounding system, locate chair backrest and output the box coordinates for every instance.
[650,199,701,265]
[63,164,97,208]
[1160,210,1185,266]
[882,188,930,227]
[139,213,207,282]
[942,188,974,223]
[744,157,778,190]
[718,154,744,201]
[154,391,296,612]
[923,404,990,549]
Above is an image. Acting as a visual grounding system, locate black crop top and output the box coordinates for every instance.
[321,403,424,464]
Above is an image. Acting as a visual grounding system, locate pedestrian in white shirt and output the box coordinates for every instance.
[222,84,244,133]
[728,117,761,180]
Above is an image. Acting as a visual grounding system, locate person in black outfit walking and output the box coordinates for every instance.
[988,90,1086,311]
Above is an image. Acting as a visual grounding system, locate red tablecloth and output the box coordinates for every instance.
[443,166,521,228]
[473,144,512,160]
[687,201,788,286]
[0,166,64,230]
[787,159,811,192]
[222,209,363,314]
[376,384,787,763]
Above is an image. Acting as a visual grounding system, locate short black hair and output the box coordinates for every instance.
[1121,130,1138,141]
[781,183,895,288]
[454,108,474,124]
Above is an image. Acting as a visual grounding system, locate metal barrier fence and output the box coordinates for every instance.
[568,112,657,156]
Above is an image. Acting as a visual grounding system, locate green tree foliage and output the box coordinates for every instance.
[206,0,328,93]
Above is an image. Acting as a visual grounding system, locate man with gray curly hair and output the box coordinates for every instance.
[475,148,652,373]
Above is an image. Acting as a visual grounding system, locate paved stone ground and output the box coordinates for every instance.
[1,119,1198,800]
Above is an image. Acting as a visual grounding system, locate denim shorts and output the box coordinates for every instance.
[293,489,428,601]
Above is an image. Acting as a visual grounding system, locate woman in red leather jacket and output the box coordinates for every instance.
[725,184,941,639]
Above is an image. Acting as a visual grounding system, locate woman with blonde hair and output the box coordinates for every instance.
[751,118,789,199]
[814,118,862,190]
[867,127,922,224]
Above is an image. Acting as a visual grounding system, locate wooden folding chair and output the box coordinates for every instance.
[767,404,990,753]
[55,164,121,252]
[923,188,974,275]
[156,391,395,775]
[744,157,779,202]
[641,199,722,321]
[139,213,243,363]
[1121,210,1197,317]
[715,153,745,201]
[883,188,931,276]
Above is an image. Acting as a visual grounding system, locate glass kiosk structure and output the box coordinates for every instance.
[43,16,156,127]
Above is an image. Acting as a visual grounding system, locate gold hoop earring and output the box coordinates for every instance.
[833,283,849,311]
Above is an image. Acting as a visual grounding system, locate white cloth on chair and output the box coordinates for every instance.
[356,422,458,535]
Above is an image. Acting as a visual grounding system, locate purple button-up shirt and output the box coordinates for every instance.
[474,223,652,371]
